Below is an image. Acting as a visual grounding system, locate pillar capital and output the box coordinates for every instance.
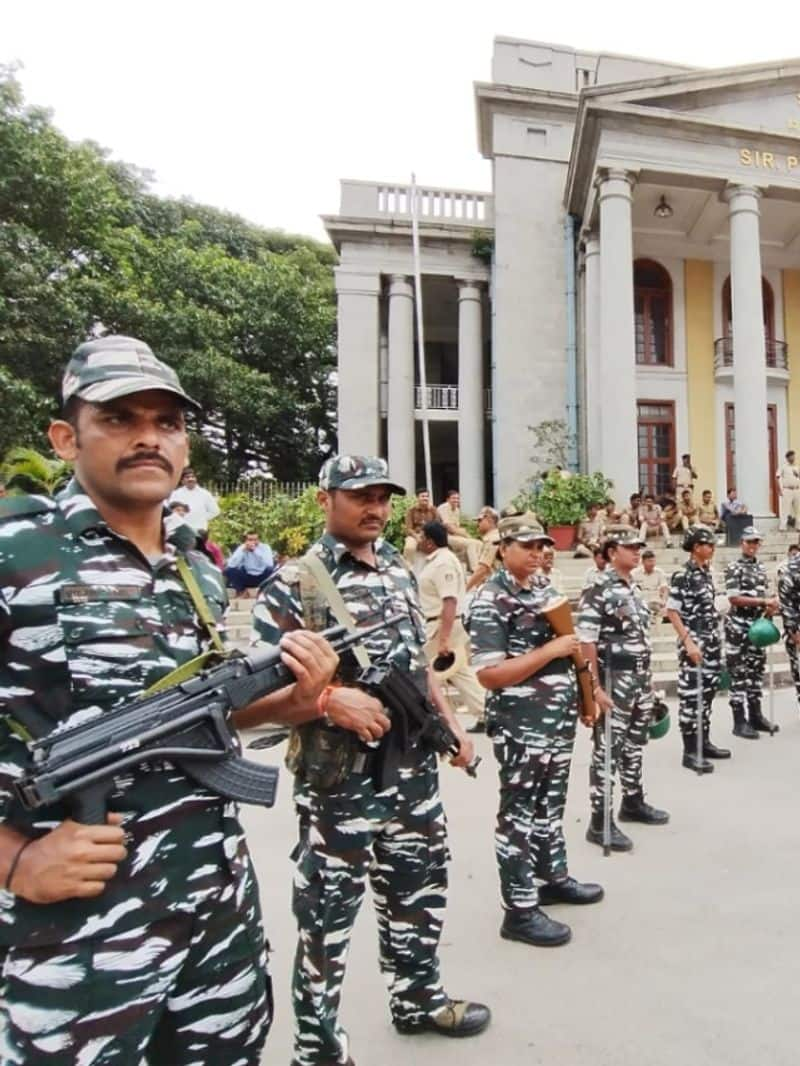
[722,183,762,218]
[595,168,637,199]
[388,273,413,294]
[456,279,484,301]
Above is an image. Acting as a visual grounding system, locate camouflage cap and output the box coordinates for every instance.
[498,515,554,545]
[62,336,200,409]
[605,529,646,550]
[318,455,406,495]
[683,526,716,550]
[741,525,763,541]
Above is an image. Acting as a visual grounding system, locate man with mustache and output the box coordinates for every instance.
[0,336,339,1065]
[253,454,490,1066]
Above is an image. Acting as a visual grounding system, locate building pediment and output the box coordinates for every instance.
[566,60,800,216]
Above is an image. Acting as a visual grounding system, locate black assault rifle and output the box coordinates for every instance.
[14,617,399,825]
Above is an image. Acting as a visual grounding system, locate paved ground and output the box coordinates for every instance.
[242,687,800,1066]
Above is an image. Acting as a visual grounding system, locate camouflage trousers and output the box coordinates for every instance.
[725,623,766,716]
[490,678,578,912]
[677,636,722,736]
[590,668,652,815]
[291,756,448,1066]
[785,633,800,699]
[0,876,271,1066]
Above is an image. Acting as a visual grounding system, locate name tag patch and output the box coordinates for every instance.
[57,584,144,605]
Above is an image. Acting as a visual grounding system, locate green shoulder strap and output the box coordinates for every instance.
[175,556,226,654]
[299,551,371,670]
[142,556,228,695]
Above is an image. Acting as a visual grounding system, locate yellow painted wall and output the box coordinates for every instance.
[684,260,716,494]
[783,270,800,449]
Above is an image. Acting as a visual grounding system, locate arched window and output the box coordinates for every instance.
[722,276,775,341]
[634,259,673,366]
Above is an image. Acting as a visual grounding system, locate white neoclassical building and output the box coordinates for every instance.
[324,37,800,517]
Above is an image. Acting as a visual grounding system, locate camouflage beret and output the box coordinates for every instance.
[62,336,199,409]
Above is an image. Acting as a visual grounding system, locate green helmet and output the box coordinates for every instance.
[747,617,781,648]
[648,696,670,740]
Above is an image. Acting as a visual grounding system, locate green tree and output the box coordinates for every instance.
[0,67,337,479]
[2,446,71,495]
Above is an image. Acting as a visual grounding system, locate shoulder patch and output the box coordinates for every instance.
[0,493,56,521]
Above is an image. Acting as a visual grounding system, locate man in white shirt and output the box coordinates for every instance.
[169,467,220,532]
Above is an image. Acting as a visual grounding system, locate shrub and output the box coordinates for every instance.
[209,486,324,558]
[531,471,614,528]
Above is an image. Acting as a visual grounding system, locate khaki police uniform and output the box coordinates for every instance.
[436,501,480,571]
[777,461,800,530]
[419,546,485,722]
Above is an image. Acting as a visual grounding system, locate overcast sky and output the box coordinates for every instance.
[4,1,798,242]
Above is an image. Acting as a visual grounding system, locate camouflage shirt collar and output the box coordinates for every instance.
[56,478,197,554]
[498,566,533,593]
[607,566,632,586]
[320,529,393,569]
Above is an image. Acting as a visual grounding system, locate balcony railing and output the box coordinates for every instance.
[339,179,494,226]
[713,336,789,372]
[412,385,493,414]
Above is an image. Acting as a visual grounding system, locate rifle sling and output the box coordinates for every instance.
[299,552,371,670]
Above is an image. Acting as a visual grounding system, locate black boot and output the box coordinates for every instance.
[681,732,713,773]
[500,907,571,947]
[619,790,670,825]
[748,698,779,734]
[585,811,633,851]
[732,705,759,739]
[702,726,731,759]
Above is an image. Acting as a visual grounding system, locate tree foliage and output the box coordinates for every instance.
[0,66,337,479]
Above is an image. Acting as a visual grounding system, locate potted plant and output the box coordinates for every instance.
[532,470,613,550]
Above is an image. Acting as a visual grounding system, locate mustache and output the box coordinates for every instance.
[116,452,174,475]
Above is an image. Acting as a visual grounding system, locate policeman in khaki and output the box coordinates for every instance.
[577,532,670,853]
[417,520,486,730]
[251,455,490,1066]
[776,450,800,530]
[469,516,603,951]
[0,336,341,1065]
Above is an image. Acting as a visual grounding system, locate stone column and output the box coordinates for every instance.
[583,236,602,474]
[723,184,770,515]
[457,280,485,514]
[598,170,639,498]
[334,267,381,456]
[387,274,416,491]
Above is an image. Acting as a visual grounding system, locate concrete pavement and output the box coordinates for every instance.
[242,687,800,1066]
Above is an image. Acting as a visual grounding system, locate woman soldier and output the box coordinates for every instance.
[468,515,603,949]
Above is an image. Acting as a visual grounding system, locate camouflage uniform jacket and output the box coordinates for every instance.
[666,560,720,640]
[468,567,569,723]
[0,481,259,948]
[778,553,800,636]
[576,567,652,668]
[724,555,769,637]
[252,530,429,701]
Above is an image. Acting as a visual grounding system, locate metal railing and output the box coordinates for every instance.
[713,336,789,372]
[412,386,494,413]
[208,479,311,500]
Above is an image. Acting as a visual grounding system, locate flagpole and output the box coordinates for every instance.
[410,173,433,496]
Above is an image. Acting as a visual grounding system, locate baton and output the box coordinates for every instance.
[768,643,776,736]
[695,660,704,775]
[603,661,613,856]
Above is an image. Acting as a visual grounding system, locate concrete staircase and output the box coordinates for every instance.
[224,530,800,697]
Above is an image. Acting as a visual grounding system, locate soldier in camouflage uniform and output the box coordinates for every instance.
[665,527,730,774]
[468,516,603,950]
[252,455,490,1066]
[724,526,780,739]
[577,532,669,853]
[778,545,800,703]
[0,337,338,1066]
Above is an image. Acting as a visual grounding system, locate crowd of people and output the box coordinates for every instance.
[3,336,800,1066]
